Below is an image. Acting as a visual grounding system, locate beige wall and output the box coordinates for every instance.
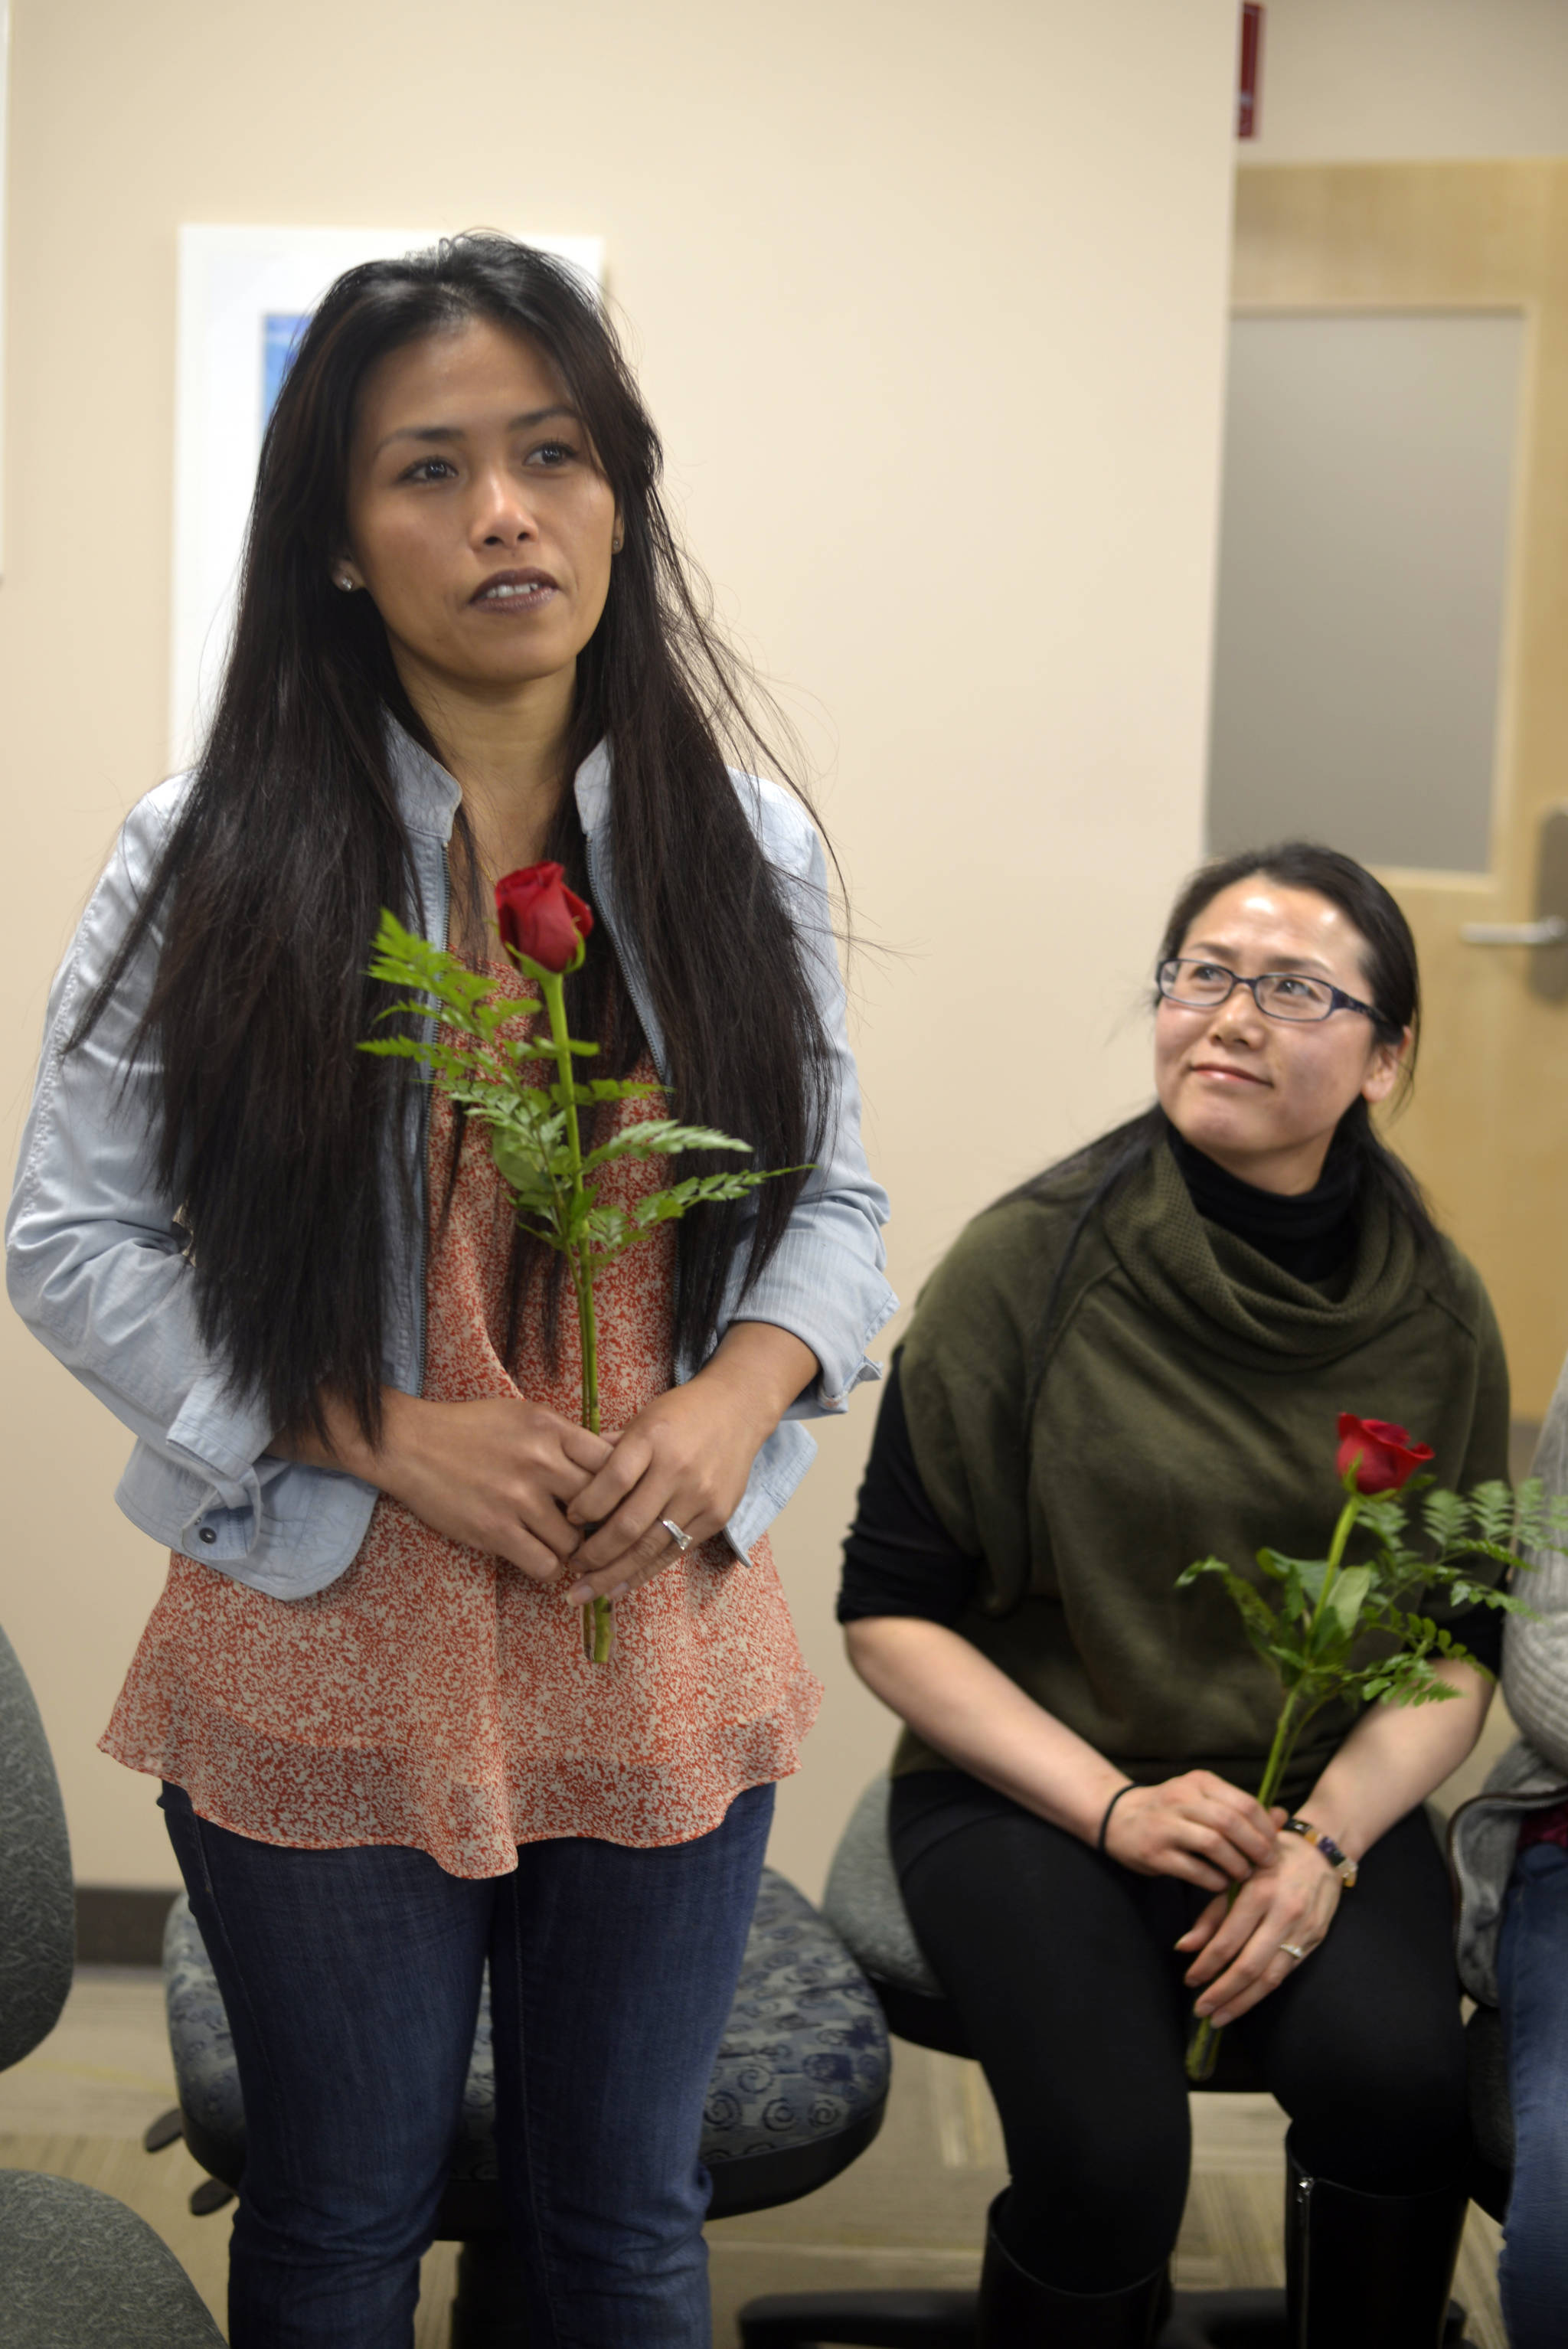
[0,0,1239,1893]
[1249,0,1568,161]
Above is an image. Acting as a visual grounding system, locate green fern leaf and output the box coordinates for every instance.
[1421,1489,1469,1553]
[1471,1482,1514,1544]
[1357,1493,1410,1548]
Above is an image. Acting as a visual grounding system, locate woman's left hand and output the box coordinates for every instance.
[1176,1828,1343,2027]
[563,1324,819,1605]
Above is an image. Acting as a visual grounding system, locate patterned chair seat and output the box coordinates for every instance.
[165,1864,889,2230]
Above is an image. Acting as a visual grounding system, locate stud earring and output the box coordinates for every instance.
[335,575,356,593]
[612,531,624,554]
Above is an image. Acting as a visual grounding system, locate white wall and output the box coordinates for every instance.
[1249,0,1568,161]
[0,0,1238,1893]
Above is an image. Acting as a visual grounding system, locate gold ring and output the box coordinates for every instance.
[1279,1941,1306,1962]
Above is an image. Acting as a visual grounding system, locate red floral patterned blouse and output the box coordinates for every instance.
[101,961,821,1877]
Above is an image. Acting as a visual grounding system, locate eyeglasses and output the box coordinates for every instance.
[1157,959,1379,1025]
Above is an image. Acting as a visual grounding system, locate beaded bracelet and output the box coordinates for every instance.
[1282,1815,1358,1889]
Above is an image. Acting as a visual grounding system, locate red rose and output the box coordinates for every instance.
[1335,1413,1435,1495]
[494,863,593,973]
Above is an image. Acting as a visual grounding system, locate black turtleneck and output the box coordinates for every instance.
[1168,1126,1360,1285]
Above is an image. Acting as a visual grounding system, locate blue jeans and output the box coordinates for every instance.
[1497,1839,1568,2349]
[161,1780,774,2349]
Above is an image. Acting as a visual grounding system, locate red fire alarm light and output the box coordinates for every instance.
[1238,3,1264,139]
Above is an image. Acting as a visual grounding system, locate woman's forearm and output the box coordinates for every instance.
[844,1615,1128,1844]
[1298,1658,1493,1862]
[699,1321,820,1442]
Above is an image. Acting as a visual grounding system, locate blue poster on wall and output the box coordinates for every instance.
[262,312,312,426]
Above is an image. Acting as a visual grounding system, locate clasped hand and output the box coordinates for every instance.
[1104,1771,1341,2024]
[371,1374,773,1600]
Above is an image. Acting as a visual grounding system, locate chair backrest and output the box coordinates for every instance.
[822,1775,942,1998]
[0,2170,227,2347]
[0,1625,75,2070]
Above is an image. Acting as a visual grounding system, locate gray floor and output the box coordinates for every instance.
[0,1967,1507,2345]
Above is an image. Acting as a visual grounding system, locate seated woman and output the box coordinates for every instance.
[1453,1361,1568,2349]
[839,843,1507,2349]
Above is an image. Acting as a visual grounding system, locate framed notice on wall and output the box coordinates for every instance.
[169,225,605,770]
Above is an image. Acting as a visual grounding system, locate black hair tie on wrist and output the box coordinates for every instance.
[1097,1782,1136,1856]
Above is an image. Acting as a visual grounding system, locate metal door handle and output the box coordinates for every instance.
[1461,916,1568,946]
[1459,810,1568,1000]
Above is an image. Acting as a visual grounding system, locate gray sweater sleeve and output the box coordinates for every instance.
[1502,1354,1568,1776]
[1450,1348,1568,2006]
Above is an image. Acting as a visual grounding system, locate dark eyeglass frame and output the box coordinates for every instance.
[1156,958,1380,1026]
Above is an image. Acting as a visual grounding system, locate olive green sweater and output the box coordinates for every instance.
[894,1140,1510,1806]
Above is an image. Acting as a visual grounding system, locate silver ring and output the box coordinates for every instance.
[660,1517,694,1554]
[1279,1941,1307,1963]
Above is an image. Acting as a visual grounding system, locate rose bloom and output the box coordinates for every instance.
[1335,1413,1435,1495]
[495,863,593,972]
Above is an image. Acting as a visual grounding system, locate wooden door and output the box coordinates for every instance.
[1231,164,1568,1420]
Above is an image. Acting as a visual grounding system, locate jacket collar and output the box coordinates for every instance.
[384,714,461,839]
[572,738,612,837]
[384,712,612,842]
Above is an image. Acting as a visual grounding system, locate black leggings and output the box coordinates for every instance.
[893,1784,1468,2294]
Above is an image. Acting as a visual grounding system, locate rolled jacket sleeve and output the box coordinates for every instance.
[700,799,896,1416]
[6,785,282,1554]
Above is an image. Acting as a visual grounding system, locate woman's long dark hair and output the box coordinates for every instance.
[1013,841,1441,1387]
[78,235,832,1444]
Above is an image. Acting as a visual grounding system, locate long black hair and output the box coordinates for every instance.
[1013,841,1441,1380]
[78,235,831,1444]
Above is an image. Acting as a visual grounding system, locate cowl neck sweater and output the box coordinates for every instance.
[1168,1127,1360,1286]
[895,1135,1508,1802]
[1098,1135,1416,1378]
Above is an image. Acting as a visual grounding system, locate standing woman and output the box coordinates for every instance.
[840,847,1507,2348]
[8,237,893,2348]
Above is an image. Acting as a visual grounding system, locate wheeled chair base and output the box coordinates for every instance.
[735,2284,1478,2347]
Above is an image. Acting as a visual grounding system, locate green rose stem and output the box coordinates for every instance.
[1184,1488,1361,2085]
[361,890,802,1671]
[533,952,613,1666]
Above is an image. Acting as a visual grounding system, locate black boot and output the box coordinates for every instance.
[1284,2135,1468,2348]
[978,2194,1171,2345]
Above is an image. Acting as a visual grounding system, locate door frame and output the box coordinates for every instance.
[1231,163,1568,1415]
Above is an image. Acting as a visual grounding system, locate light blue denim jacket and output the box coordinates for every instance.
[6,724,895,1599]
